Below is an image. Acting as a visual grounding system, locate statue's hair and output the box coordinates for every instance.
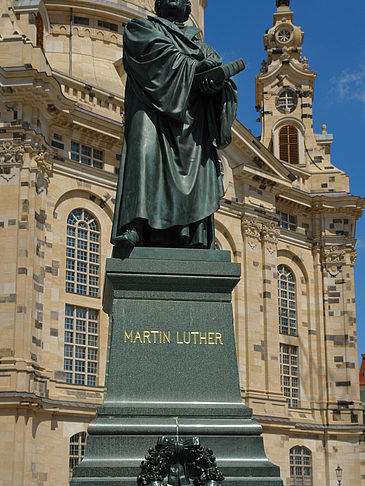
[155,0,191,22]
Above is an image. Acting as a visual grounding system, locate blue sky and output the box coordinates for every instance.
[205,0,365,366]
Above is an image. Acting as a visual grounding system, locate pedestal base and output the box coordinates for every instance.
[71,248,282,485]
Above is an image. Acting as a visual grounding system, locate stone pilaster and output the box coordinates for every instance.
[240,217,265,401]
[260,221,284,407]
[0,138,53,392]
[240,216,286,415]
[320,243,362,424]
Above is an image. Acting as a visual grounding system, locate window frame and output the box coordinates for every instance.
[276,88,297,114]
[70,141,104,169]
[64,304,99,387]
[279,125,299,164]
[69,432,87,479]
[280,343,300,408]
[277,264,297,336]
[66,209,100,298]
[289,446,313,486]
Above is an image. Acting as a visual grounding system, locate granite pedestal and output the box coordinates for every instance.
[70,248,282,485]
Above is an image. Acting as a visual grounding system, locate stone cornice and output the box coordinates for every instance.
[0,390,101,415]
[53,157,118,191]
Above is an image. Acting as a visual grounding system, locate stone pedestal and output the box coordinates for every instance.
[70,248,282,485]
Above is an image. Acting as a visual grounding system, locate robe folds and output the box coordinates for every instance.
[111,15,238,248]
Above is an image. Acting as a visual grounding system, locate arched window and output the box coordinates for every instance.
[279,125,299,164]
[290,446,313,485]
[278,265,297,336]
[69,432,86,478]
[36,13,44,48]
[66,209,100,297]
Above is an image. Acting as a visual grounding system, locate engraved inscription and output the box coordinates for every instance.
[124,330,223,345]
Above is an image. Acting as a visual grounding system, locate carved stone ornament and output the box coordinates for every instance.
[241,217,280,252]
[321,245,347,276]
[241,217,262,249]
[137,436,224,486]
[0,141,25,181]
[31,145,53,191]
[261,221,280,254]
[301,56,309,71]
[349,249,357,265]
[260,60,268,74]
[261,221,280,243]
[322,246,346,265]
[0,141,25,166]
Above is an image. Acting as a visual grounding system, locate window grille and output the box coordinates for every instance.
[69,432,87,478]
[64,305,98,386]
[97,19,118,32]
[279,125,299,164]
[290,446,313,485]
[276,211,297,231]
[277,89,296,113]
[74,16,89,26]
[278,265,297,336]
[66,209,100,297]
[70,141,104,169]
[280,344,299,408]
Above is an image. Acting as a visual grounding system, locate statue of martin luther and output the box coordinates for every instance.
[112,0,238,249]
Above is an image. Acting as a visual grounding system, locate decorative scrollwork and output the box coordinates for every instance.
[137,437,224,486]
[0,141,25,181]
[321,245,352,276]
[261,221,280,243]
[241,217,280,252]
[0,141,25,166]
[322,246,346,265]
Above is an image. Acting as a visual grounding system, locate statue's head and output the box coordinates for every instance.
[155,0,191,23]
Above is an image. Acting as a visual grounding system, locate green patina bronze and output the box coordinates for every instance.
[111,0,238,249]
[70,2,283,485]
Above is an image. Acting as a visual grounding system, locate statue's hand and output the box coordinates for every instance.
[199,79,225,94]
[195,58,221,73]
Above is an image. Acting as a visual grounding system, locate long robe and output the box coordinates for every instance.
[111,15,238,248]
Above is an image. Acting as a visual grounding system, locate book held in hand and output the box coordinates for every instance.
[193,58,245,88]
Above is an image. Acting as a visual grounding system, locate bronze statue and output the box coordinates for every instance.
[276,0,290,7]
[112,0,238,249]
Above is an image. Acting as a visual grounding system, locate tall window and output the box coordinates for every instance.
[36,13,44,48]
[279,125,299,164]
[69,432,86,478]
[290,446,313,486]
[278,265,297,336]
[64,304,99,386]
[66,209,100,297]
[280,344,299,408]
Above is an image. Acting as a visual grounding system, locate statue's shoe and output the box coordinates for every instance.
[113,228,140,247]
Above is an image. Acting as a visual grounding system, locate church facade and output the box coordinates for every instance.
[0,0,363,485]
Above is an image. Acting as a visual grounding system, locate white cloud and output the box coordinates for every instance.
[331,65,365,103]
